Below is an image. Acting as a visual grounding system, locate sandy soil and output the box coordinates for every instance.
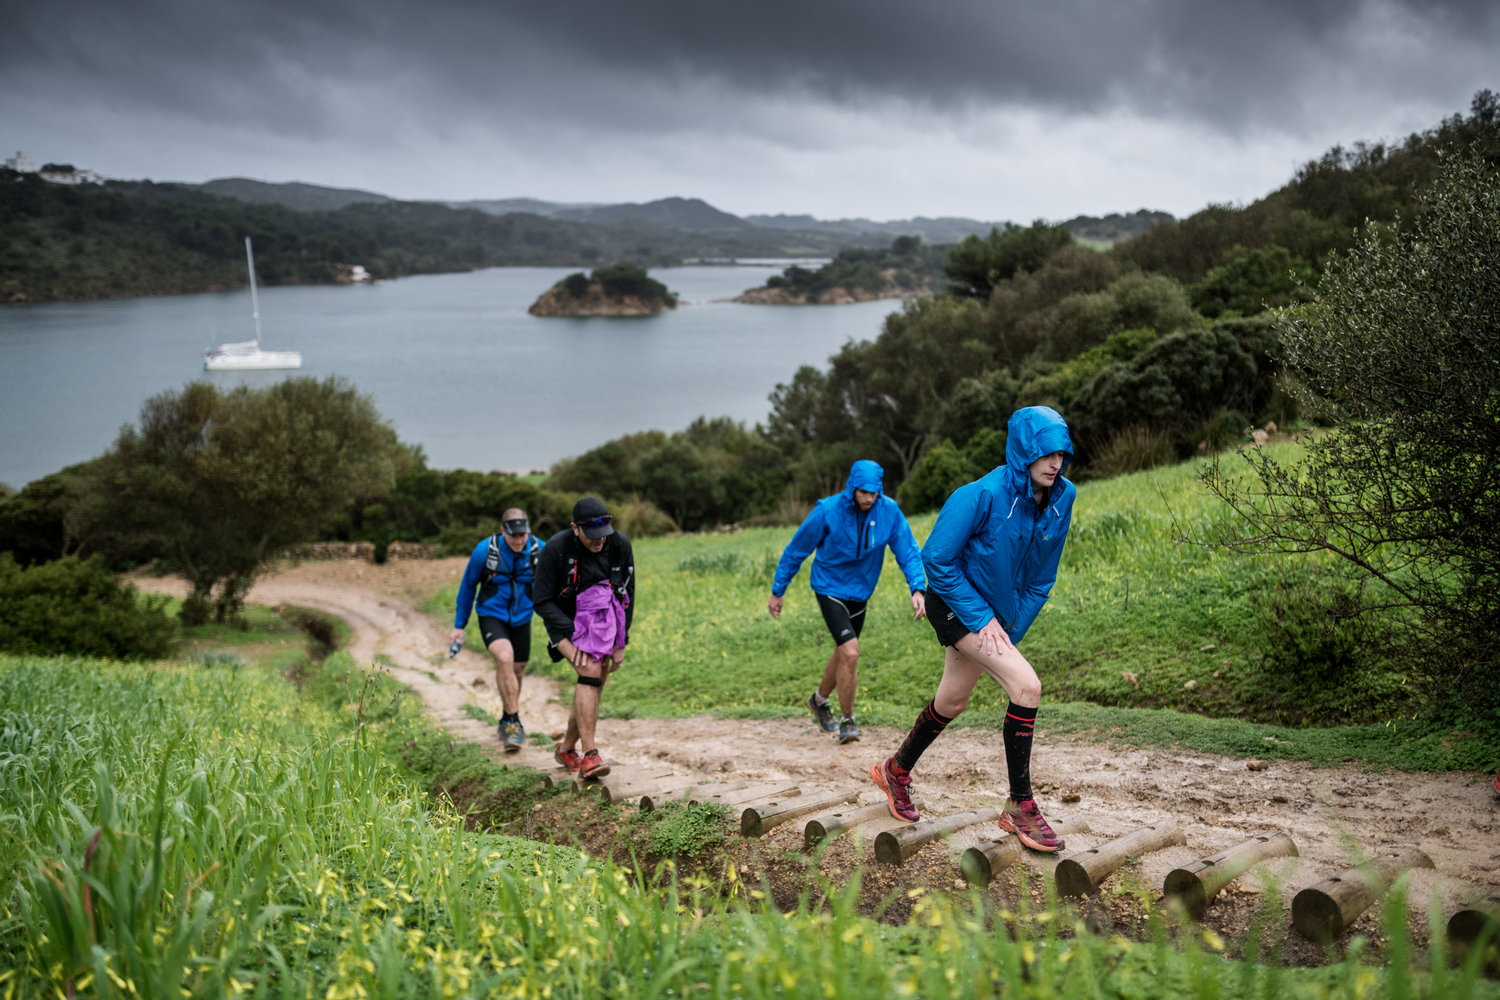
[134,557,1500,948]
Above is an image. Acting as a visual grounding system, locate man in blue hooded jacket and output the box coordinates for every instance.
[450,508,545,753]
[870,407,1075,852]
[769,460,927,745]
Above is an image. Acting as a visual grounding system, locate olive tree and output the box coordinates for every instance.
[1202,150,1500,705]
[80,378,402,624]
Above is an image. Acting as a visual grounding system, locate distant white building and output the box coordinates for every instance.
[5,151,37,173]
[39,165,107,185]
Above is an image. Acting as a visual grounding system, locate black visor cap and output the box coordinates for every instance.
[502,518,529,536]
[572,497,614,538]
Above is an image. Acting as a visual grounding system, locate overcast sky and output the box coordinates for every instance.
[3,0,1496,221]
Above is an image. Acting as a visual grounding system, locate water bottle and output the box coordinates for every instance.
[448,636,464,659]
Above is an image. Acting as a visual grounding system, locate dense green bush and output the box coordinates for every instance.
[899,427,1007,513]
[945,220,1074,299]
[1069,327,1267,460]
[1190,245,1317,317]
[0,553,173,659]
[760,237,948,299]
[1204,147,1500,710]
[589,262,676,304]
[552,418,793,530]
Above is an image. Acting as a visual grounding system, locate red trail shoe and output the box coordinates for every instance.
[580,749,611,779]
[999,798,1065,852]
[554,744,583,773]
[871,758,920,822]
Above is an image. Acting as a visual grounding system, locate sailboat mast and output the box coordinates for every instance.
[245,237,263,347]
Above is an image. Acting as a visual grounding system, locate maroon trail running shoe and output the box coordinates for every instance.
[871,758,920,822]
[554,744,584,772]
[998,798,1065,852]
[580,749,612,779]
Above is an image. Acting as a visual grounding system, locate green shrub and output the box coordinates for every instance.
[1087,424,1178,478]
[1238,573,1417,725]
[1070,329,1261,459]
[0,553,173,659]
[612,494,679,537]
[590,262,675,304]
[1190,245,1318,317]
[637,800,731,859]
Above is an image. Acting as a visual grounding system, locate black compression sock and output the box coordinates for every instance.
[893,700,952,772]
[1003,702,1037,801]
[501,711,520,722]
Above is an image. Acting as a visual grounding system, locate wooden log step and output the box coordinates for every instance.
[1447,895,1500,974]
[1055,822,1186,897]
[802,799,924,849]
[875,807,1002,866]
[742,787,859,838]
[640,779,751,813]
[709,783,801,809]
[587,771,688,805]
[960,816,1092,887]
[1291,846,1435,942]
[1163,832,1299,919]
[576,765,675,789]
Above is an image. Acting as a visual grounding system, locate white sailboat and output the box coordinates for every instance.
[204,238,303,370]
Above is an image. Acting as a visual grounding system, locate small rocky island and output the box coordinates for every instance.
[529,263,678,316]
[734,236,943,305]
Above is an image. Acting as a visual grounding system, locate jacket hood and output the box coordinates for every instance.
[843,460,885,499]
[1006,406,1074,483]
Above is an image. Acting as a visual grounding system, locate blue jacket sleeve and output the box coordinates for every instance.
[888,507,926,593]
[772,505,827,597]
[1011,507,1071,640]
[454,543,486,629]
[921,484,995,633]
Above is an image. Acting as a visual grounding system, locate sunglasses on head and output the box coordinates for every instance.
[578,515,612,530]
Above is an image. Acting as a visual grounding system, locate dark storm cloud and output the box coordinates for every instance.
[5,0,1496,139]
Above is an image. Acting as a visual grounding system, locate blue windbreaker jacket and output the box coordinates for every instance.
[921,406,1076,644]
[454,534,545,628]
[772,460,926,602]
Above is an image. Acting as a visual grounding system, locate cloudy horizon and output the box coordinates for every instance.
[3,0,1496,222]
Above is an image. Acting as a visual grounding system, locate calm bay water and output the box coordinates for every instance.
[0,267,895,488]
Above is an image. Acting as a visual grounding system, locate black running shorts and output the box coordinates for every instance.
[477,616,532,663]
[815,593,868,645]
[924,590,971,648]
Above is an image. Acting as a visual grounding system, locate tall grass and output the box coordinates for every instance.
[2,653,1495,997]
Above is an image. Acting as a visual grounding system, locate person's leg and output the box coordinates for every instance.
[828,639,859,718]
[489,638,519,714]
[951,631,1041,801]
[509,622,533,713]
[897,646,983,770]
[815,647,840,702]
[573,661,605,752]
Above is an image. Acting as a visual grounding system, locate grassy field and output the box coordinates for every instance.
[3,640,1494,997]
[429,450,1498,773]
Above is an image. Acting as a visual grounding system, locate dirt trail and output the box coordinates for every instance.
[136,557,1500,929]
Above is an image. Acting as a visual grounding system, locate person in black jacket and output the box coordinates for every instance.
[532,497,635,779]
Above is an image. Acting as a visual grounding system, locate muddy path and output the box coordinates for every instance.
[135,557,1500,950]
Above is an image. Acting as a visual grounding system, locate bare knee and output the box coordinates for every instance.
[935,693,969,717]
[1014,676,1041,707]
[838,640,859,667]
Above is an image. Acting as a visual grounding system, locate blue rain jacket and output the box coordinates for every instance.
[772,460,926,602]
[455,534,545,628]
[921,406,1075,644]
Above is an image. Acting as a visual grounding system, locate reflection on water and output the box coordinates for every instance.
[0,266,896,487]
